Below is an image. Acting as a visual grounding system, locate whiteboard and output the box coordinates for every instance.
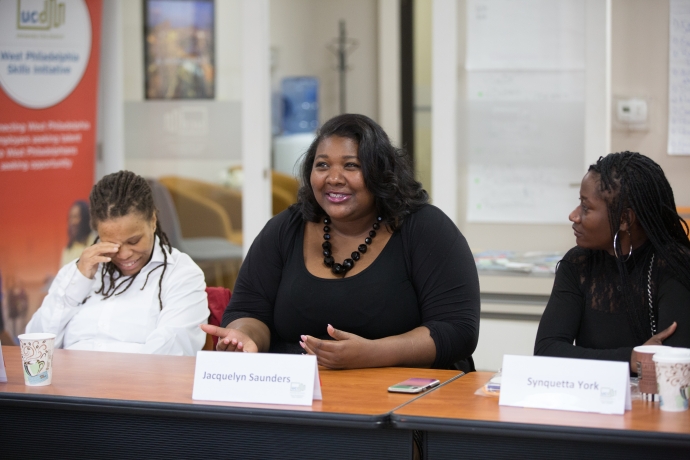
[466,71,584,102]
[463,0,585,224]
[467,165,576,224]
[463,99,583,224]
[466,0,585,71]
[668,0,690,155]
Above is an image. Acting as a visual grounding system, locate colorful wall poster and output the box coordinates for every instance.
[0,0,102,342]
[144,0,215,99]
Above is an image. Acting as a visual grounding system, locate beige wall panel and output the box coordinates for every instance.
[611,0,690,206]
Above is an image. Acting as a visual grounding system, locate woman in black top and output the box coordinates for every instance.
[535,152,690,371]
[202,114,480,370]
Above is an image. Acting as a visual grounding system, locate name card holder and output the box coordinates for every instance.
[0,345,6,383]
[192,351,322,406]
[499,355,631,415]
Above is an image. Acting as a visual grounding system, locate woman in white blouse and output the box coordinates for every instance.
[26,171,209,355]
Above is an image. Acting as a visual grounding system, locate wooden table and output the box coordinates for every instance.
[392,372,690,460]
[0,346,461,459]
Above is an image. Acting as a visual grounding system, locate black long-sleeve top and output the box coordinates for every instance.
[222,204,480,370]
[535,242,690,362]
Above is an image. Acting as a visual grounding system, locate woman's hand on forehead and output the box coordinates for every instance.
[76,241,120,279]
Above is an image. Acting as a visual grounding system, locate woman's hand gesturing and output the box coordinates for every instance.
[200,324,259,352]
[300,324,372,369]
[643,322,677,346]
[77,242,119,279]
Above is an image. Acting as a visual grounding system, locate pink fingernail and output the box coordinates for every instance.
[300,335,307,341]
[299,341,305,348]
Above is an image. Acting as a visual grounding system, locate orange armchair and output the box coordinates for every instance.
[160,172,300,246]
[271,170,300,215]
[159,176,243,245]
[678,207,690,237]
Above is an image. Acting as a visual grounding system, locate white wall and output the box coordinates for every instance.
[118,0,382,182]
[121,0,244,182]
[611,0,690,206]
[270,0,379,123]
[378,0,402,146]
[97,1,125,180]
[122,0,242,103]
[123,0,144,102]
[414,0,433,190]
[474,319,540,371]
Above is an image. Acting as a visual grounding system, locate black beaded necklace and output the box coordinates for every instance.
[322,216,382,275]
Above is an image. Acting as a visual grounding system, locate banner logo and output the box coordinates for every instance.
[1,0,91,109]
[17,0,65,31]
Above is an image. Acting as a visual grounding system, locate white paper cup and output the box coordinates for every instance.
[653,348,690,412]
[18,333,56,386]
[633,345,669,396]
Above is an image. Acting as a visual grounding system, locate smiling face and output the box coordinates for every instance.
[96,212,157,276]
[309,135,376,224]
[569,171,615,254]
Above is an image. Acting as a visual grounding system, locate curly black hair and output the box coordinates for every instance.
[295,113,428,231]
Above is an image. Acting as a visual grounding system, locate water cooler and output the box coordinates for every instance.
[272,77,318,177]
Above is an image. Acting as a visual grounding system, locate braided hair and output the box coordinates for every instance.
[589,151,690,339]
[89,171,172,310]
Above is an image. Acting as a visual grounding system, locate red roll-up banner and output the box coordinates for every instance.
[0,0,102,343]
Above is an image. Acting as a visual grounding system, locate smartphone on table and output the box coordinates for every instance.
[388,378,441,394]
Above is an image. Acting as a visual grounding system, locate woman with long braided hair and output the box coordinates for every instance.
[27,171,209,355]
[535,152,690,371]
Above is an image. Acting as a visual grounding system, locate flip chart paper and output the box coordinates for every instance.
[668,0,690,155]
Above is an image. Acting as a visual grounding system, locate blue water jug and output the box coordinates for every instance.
[282,77,318,134]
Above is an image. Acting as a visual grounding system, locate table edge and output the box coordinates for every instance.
[390,413,690,448]
[0,392,391,430]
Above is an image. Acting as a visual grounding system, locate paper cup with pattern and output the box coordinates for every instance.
[633,345,668,396]
[653,348,690,412]
[18,333,56,386]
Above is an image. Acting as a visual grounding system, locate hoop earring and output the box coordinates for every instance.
[613,230,633,262]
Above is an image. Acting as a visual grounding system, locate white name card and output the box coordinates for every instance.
[0,346,7,383]
[192,351,322,406]
[499,355,631,415]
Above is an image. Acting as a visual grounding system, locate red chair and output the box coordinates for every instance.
[203,287,231,350]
